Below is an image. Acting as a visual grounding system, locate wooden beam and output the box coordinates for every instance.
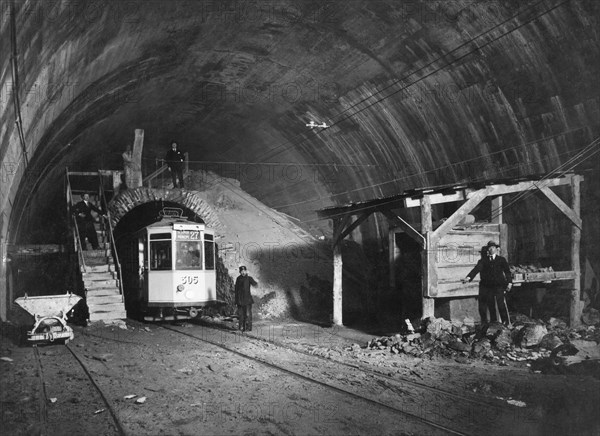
[317,176,575,219]
[570,175,582,327]
[333,212,370,246]
[491,196,503,224]
[432,188,490,243]
[6,244,64,255]
[421,196,435,318]
[482,176,574,198]
[318,197,405,219]
[389,229,399,290]
[499,224,509,262]
[538,186,582,229]
[404,191,465,208]
[332,218,344,326]
[66,171,102,176]
[333,214,351,242]
[144,165,168,187]
[380,210,425,248]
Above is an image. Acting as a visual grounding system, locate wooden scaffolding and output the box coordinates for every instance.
[317,173,584,327]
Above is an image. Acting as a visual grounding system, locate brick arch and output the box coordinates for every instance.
[108,187,222,230]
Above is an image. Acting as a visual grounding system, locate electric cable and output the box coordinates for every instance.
[253,0,572,163]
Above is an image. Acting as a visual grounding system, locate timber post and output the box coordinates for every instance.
[122,129,144,189]
[421,196,435,319]
[389,229,399,290]
[332,217,343,326]
[570,175,582,327]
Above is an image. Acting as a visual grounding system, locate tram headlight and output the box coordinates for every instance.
[177,284,185,292]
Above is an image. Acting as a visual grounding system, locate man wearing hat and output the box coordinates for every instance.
[235,266,258,332]
[72,193,106,250]
[164,141,185,188]
[463,241,512,325]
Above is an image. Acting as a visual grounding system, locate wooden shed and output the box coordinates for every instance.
[318,173,583,327]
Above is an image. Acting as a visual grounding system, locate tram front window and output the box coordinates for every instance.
[176,241,202,270]
[150,241,172,270]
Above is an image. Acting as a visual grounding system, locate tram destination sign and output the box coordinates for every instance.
[177,230,201,240]
[160,207,184,218]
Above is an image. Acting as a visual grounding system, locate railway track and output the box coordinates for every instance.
[194,319,509,410]
[32,343,127,436]
[31,320,536,435]
[83,319,508,412]
[160,322,531,436]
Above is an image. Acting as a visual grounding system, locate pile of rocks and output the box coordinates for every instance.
[365,314,600,369]
[510,264,554,274]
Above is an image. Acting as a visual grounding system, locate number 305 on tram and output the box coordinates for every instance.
[121,217,219,321]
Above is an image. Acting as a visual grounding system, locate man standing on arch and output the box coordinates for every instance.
[165,141,185,188]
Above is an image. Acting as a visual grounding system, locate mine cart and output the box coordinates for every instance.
[14,293,82,344]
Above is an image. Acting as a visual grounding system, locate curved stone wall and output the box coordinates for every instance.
[108,187,222,230]
[0,0,598,260]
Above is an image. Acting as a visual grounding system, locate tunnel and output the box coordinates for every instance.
[1,0,599,323]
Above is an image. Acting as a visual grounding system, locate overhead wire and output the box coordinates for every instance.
[143,0,573,197]
[488,136,600,216]
[140,0,582,238]
[486,137,600,222]
[211,139,599,238]
[262,126,590,209]
[182,136,598,232]
[328,0,571,127]
[253,0,572,163]
[330,0,550,119]
[272,137,599,227]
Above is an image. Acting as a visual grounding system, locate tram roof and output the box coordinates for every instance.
[146,217,207,229]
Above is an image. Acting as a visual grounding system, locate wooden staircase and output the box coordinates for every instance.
[81,219,127,322]
[67,170,127,323]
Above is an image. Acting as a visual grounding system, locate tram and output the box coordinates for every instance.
[120,208,218,321]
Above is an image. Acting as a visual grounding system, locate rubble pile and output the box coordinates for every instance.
[510,264,554,273]
[365,315,600,375]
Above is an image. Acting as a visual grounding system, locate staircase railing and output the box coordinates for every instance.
[66,169,86,273]
[98,173,124,298]
[143,152,189,188]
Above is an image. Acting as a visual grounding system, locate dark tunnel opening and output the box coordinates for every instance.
[113,200,205,244]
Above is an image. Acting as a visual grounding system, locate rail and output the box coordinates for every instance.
[143,163,168,187]
[98,173,124,298]
[143,152,189,188]
[66,170,86,273]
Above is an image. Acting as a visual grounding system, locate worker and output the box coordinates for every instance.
[234,266,258,332]
[72,193,105,250]
[462,240,513,326]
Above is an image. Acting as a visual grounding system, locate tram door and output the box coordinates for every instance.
[148,231,173,303]
[140,235,147,304]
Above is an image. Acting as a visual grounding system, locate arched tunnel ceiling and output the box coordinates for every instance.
[1,0,599,242]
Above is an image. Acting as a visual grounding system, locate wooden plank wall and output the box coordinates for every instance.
[430,224,502,298]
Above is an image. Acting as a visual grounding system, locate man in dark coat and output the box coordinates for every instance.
[463,240,513,326]
[72,193,104,250]
[234,266,258,332]
[164,141,185,188]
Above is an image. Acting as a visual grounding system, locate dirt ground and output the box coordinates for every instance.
[1,317,599,436]
[3,171,599,435]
